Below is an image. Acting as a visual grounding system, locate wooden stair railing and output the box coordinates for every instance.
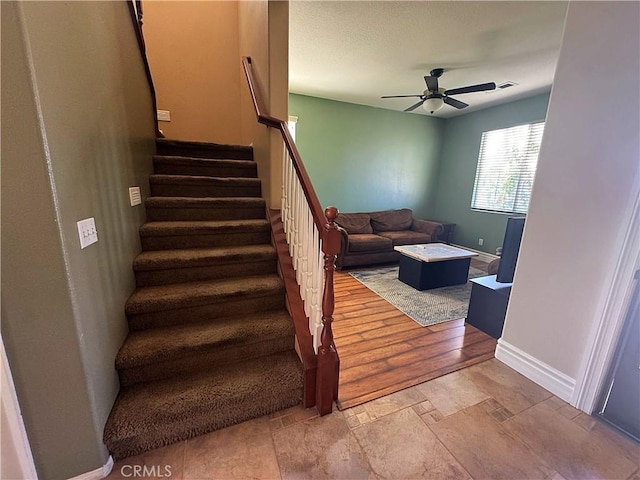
[126,0,162,138]
[242,56,340,415]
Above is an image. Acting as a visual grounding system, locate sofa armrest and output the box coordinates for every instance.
[411,219,444,241]
[336,225,349,269]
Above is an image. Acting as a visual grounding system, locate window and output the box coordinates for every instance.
[471,121,545,214]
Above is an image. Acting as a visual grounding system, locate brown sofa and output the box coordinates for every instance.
[335,209,444,269]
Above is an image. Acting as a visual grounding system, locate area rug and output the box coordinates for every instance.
[349,265,486,327]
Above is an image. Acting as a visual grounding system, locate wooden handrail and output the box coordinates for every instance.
[242,57,326,232]
[126,0,162,138]
[242,56,340,415]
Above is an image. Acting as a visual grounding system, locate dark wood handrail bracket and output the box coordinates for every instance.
[127,0,163,138]
[242,56,340,415]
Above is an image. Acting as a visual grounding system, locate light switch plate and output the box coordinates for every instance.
[77,217,98,249]
[157,110,171,122]
[129,186,142,206]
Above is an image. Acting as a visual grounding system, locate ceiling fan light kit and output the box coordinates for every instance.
[423,96,444,114]
[382,67,496,114]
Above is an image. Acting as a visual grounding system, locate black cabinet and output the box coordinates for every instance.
[465,275,512,339]
[398,255,471,290]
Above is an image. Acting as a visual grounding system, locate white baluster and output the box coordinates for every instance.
[295,181,304,283]
[302,199,311,315]
[292,180,298,278]
[308,224,316,315]
[286,162,294,247]
[294,181,300,270]
[281,147,288,233]
[279,154,333,349]
[283,158,289,238]
[305,210,314,318]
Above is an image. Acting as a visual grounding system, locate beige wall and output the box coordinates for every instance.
[144,0,288,207]
[238,0,289,208]
[144,1,243,144]
[498,2,640,400]
[238,0,271,203]
[267,0,289,209]
[1,1,155,478]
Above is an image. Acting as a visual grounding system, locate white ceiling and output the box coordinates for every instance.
[289,1,569,117]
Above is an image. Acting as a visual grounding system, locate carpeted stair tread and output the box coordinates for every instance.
[139,219,270,237]
[125,274,284,315]
[150,174,260,186]
[154,155,256,168]
[104,350,302,459]
[138,220,272,251]
[149,175,261,199]
[153,156,257,178]
[145,196,265,209]
[144,197,266,221]
[156,138,253,160]
[116,310,294,369]
[133,245,276,272]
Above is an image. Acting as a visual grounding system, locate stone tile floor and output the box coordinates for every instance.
[106,359,639,480]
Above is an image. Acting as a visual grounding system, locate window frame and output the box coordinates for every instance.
[287,116,298,141]
[470,120,545,215]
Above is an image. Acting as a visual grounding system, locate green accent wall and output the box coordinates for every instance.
[290,92,550,254]
[431,93,550,254]
[289,94,444,219]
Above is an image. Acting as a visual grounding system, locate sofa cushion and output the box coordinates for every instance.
[348,234,393,253]
[336,212,373,234]
[377,230,432,246]
[370,209,413,232]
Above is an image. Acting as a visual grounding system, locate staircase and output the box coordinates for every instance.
[104,138,303,460]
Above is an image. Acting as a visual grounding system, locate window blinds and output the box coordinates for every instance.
[471,121,545,214]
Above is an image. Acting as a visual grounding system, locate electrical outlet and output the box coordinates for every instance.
[77,217,98,249]
[157,110,171,122]
[478,238,484,246]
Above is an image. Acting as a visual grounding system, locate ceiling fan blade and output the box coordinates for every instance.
[444,82,496,96]
[444,96,469,109]
[404,100,425,112]
[381,94,423,98]
[424,75,439,92]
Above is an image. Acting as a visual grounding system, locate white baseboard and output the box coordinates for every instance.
[68,456,113,480]
[495,339,576,403]
[2,337,38,479]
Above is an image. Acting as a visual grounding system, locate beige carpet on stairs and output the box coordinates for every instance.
[103,139,303,460]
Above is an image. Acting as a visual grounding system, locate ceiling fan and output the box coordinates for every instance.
[381,68,496,114]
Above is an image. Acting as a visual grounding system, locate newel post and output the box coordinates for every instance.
[316,206,341,416]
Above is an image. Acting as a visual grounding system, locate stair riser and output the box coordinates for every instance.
[108,386,301,460]
[145,207,266,222]
[150,184,261,198]
[135,259,277,286]
[128,294,286,330]
[154,163,257,178]
[157,145,252,160]
[118,336,295,386]
[140,231,271,250]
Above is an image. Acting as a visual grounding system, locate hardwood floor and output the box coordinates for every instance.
[333,258,497,409]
